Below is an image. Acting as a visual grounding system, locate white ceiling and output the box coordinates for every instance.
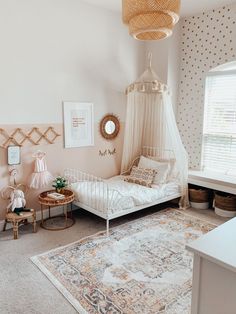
[82,0,236,17]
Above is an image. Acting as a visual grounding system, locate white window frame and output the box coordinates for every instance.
[201,69,236,175]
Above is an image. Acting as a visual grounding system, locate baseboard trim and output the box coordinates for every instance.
[0,205,78,232]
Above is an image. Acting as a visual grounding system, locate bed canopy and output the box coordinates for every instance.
[121,54,189,208]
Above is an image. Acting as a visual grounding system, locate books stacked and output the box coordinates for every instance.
[47,192,65,200]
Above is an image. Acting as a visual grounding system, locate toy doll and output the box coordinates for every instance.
[7,188,31,215]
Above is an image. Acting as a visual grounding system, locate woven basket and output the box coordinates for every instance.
[189,188,210,203]
[215,192,236,211]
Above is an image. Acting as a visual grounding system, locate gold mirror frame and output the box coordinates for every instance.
[100,114,120,140]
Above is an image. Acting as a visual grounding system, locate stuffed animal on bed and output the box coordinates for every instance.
[7,189,31,215]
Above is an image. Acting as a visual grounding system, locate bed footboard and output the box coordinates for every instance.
[64,169,132,218]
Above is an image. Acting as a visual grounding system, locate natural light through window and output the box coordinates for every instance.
[202,62,236,175]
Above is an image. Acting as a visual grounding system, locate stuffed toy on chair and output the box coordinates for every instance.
[7,189,31,215]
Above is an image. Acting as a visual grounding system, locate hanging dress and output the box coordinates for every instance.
[29,155,53,189]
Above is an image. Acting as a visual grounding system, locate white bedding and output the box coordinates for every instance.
[71,175,180,214]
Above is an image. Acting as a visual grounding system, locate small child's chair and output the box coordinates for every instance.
[3,209,37,239]
[1,184,37,240]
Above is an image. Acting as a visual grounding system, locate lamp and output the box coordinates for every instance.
[122,0,181,40]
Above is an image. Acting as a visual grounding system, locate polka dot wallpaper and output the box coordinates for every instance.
[177,4,236,169]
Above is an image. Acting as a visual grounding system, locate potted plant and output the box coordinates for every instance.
[52,176,68,194]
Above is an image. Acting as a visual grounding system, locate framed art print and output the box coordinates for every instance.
[7,146,21,165]
[63,102,94,148]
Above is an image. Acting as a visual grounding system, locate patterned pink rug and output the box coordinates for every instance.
[31,209,215,313]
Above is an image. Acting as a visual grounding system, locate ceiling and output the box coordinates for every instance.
[82,0,236,17]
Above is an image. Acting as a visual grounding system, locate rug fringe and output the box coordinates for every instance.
[31,256,87,314]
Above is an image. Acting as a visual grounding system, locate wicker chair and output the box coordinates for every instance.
[3,209,37,240]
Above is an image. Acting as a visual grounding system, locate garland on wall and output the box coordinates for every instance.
[99,149,116,157]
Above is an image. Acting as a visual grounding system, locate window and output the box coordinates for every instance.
[202,64,236,175]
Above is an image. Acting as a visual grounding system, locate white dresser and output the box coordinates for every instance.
[186,218,236,314]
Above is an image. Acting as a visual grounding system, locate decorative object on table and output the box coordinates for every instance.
[52,176,68,193]
[99,148,116,157]
[7,146,21,165]
[47,192,65,200]
[0,127,60,148]
[99,114,120,140]
[1,185,36,239]
[31,209,215,313]
[214,191,236,218]
[38,189,75,231]
[189,186,211,210]
[63,102,94,148]
[122,0,180,41]
[29,151,53,189]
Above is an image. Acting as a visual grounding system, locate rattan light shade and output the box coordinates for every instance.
[122,0,181,41]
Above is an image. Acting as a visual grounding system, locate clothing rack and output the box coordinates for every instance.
[0,127,60,148]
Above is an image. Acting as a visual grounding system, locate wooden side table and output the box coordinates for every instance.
[38,189,75,231]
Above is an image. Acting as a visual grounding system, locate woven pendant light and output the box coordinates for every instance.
[122,0,181,41]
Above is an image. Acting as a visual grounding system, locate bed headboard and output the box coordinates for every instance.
[142,146,175,160]
[121,146,176,175]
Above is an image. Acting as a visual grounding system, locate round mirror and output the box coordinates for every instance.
[100,114,120,140]
[105,121,116,135]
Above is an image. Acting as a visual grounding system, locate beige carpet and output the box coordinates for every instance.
[0,206,227,314]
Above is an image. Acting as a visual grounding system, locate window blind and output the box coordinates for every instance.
[202,73,236,174]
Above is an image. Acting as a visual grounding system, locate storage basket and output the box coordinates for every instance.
[215,192,236,212]
[189,188,209,203]
[189,187,210,210]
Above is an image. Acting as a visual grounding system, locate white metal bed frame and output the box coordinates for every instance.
[64,147,181,235]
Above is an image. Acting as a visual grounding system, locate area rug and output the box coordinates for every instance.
[31,209,215,313]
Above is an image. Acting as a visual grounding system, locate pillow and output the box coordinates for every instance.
[138,155,170,184]
[148,156,177,181]
[124,166,156,188]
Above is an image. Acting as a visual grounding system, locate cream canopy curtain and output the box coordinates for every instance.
[121,92,166,168]
[121,60,189,208]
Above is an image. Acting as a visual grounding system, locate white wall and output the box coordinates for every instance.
[144,24,181,113]
[0,0,145,125]
[0,0,145,220]
[167,23,181,115]
[145,39,169,83]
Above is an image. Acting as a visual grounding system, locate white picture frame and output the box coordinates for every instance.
[63,102,94,148]
[7,146,21,165]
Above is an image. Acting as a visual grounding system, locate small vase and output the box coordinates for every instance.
[56,188,64,194]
